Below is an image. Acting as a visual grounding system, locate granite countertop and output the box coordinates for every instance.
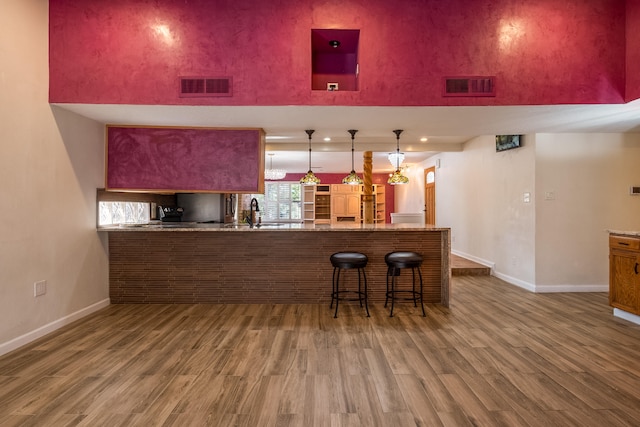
[98,222,449,232]
[607,230,640,237]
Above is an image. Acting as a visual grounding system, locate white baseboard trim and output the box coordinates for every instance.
[452,250,608,294]
[534,284,609,293]
[494,271,607,293]
[613,308,640,326]
[0,298,110,357]
[492,271,536,292]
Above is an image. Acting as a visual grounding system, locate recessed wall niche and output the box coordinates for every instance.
[311,29,360,91]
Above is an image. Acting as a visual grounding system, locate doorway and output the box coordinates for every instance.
[424,166,436,225]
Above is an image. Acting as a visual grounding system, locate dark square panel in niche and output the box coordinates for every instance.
[312,29,360,91]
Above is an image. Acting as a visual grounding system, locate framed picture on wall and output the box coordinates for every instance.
[496,134,522,152]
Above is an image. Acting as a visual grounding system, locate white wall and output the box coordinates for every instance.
[432,135,537,287]
[0,0,109,355]
[400,132,640,292]
[535,133,640,290]
[392,165,427,214]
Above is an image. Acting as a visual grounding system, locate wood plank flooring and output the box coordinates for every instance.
[1,275,640,426]
[451,254,491,276]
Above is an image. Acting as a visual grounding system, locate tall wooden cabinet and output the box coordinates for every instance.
[609,234,640,314]
[331,184,361,223]
[373,184,386,223]
[303,184,386,225]
[302,184,331,224]
[302,186,315,224]
[359,184,386,224]
[314,185,331,224]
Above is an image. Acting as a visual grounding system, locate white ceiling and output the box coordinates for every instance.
[55,102,640,173]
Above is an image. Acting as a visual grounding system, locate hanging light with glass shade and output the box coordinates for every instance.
[387,152,405,169]
[299,129,320,185]
[387,129,409,185]
[264,153,287,180]
[342,129,363,185]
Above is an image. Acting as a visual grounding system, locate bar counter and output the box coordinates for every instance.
[100,223,450,306]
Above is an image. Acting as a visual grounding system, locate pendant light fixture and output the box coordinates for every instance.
[299,129,320,185]
[265,153,287,180]
[387,129,409,185]
[387,152,405,169]
[342,129,363,185]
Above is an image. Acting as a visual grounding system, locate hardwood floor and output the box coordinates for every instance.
[1,275,640,426]
[451,254,491,276]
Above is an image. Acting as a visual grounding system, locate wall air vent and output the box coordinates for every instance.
[179,76,232,97]
[443,76,496,97]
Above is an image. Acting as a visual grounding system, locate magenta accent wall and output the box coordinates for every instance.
[106,127,264,193]
[49,0,627,106]
[277,173,395,223]
[626,0,640,102]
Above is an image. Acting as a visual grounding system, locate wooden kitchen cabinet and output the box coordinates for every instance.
[302,185,315,223]
[372,184,386,223]
[314,185,331,224]
[331,184,360,194]
[331,184,361,223]
[302,184,331,224]
[359,184,386,224]
[609,235,640,314]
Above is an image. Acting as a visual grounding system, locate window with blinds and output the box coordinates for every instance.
[252,182,302,222]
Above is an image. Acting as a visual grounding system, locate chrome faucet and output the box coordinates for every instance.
[247,198,260,228]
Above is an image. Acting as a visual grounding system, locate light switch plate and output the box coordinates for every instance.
[34,280,47,297]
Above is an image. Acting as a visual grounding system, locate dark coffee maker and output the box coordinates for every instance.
[158,206,183,222]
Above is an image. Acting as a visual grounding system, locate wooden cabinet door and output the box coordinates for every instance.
[610,249,640,313]
[332,184,360,194]
[331,194,347,216]
[346,194,360,216]
[331,185,361,223]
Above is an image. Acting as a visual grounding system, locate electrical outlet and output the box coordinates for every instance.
[34,280,47,297]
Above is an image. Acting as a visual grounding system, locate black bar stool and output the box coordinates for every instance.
[330,252,369,318]
[385,251,426,317]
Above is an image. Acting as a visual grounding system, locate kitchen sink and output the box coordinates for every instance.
[224,223,250,228]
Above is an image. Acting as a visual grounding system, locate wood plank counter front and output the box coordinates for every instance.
[101,223,450,306]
